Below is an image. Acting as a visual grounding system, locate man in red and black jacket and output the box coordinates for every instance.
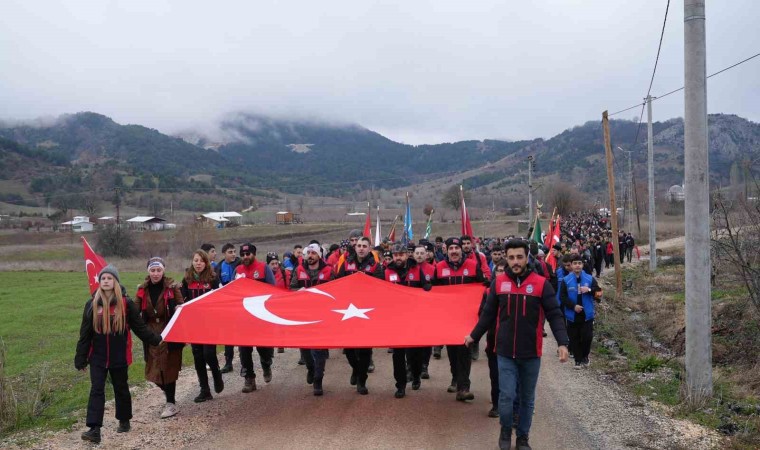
[465,239,569,450]
[337,236,383,395]
[434,237,486,402]
[290,243,334,396]
[234,243,276,393]
[384,242,433,399]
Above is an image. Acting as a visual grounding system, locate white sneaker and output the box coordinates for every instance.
[160,402,178,419]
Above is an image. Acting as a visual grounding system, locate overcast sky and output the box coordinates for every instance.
[1,0,758,144]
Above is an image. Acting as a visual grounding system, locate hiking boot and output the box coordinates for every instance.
[421,365,430,379]
[263,366,272,383]
[213,371,225,394]
[387,348,394,353]
[499,427,512,450]
[349,372,357,386]
[160,402,178,419]
[194,389,212,403]
[411,378,421,390]
[433,347,442,359]
[516,435,532,450]
[81,427,101,443]
[368,360,375,373]
[220,363,233,374]
[357,381,369,395]
[297,356,306,365]
[306,370,314,385]
[456,390,475,401]
[117,420,130,433]
[242,377,257,393]
[447,379,457,393]
[574,361,582,370]
[488,407,499,418]
[313,378,323,396]
[582,357,591,368]
[277,347,284,353]
[394,388,405,398]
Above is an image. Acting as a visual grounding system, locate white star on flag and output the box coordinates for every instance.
[332,303,374,321]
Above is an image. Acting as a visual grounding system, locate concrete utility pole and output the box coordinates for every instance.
[527,155,534,226]
[647,95,657,271]
[684,0,712,400]
[602,112,623,300]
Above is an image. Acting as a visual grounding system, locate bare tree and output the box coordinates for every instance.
[711,192,760,311]
[547,180,586,216]
[442,185,469,211]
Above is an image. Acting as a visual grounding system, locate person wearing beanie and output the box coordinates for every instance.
[235,242,276,393]
[290,243,335,396]
[75,265,163,444]
[133,257,184,419]
[434,237,486,402]
[181,250,224,403]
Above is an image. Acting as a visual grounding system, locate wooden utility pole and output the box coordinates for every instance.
[603,111,623,300]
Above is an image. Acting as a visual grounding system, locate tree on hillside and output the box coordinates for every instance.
[441,185,470,211]
[548,180,586,216]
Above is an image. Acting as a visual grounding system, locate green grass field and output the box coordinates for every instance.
[0,271,193,435]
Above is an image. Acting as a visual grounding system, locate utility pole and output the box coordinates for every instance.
[603,112,623,300]
[647,95,657,271]
[527,155,534,226]
[684,0,712,400]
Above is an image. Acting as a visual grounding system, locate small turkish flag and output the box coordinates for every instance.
[82,237,107,294]
[162,273,484,348]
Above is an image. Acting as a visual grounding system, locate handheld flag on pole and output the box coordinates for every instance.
[81,237,107,294]
[403,192,413,243]
[423,211,433,240]
[531,212,543,243]
[363,202,372,238]
[460,185,474,237]
[387,215,398,242]
[374,206,382,247]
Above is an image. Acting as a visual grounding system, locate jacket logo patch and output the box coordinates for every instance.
[463,269,469,276]
[389,274,398,282]
[526,284,534,294]
[408,273,414,280]
[253,271,260,279]
[500,282,512,292]
[318,273,325,280]
[425,274,431,281]
[442,269,451,277]
[299,272,308,279]
[347,263,356,271]
[364,266,373,272]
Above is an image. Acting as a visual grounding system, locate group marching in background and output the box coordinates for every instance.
[74,209,631,449]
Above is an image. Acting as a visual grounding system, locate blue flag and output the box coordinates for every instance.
[403,193,413,243]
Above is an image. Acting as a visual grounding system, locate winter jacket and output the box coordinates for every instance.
[74,289,161,370]
[434,257,484,285]
[470,268,569,359]
[559,271,601,322]
[337,253,384,279]
[235,260,276,286]
[384,258,434,289]
[291,259,334,289]
[215,257,241,285]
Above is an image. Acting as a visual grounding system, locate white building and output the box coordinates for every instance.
[201,211,242,228]
[60,216,94,233]
[126,216,167,231]
[667,185,685,202]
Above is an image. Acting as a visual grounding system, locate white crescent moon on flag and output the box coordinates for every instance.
[85,259,99,284]
[243,295,322,326]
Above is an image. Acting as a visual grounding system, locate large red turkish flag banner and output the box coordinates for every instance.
[162,273,484,348]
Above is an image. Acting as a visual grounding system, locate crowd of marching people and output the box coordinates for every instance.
[74,209,634,449]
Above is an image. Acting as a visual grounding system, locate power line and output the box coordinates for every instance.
[610,50,760,117]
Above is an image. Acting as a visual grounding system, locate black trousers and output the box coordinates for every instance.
[422,346,432,368]
[568,319,594,363]
[487,350,499,407]
[86,365,131,428]
[345,348,372,384]
[392,347,424,389]
[446,345,472,390]
[191,344,221,390]
[224,345,235,364]
[594,261,603,278]
[239,346,274,378]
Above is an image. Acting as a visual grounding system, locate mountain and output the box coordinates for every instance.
[1,111,758,211]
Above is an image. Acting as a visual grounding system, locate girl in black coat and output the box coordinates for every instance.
[74,265,163,444]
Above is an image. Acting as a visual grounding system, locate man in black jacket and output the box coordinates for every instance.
[215,243,241,373]
[465,239,569,450]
